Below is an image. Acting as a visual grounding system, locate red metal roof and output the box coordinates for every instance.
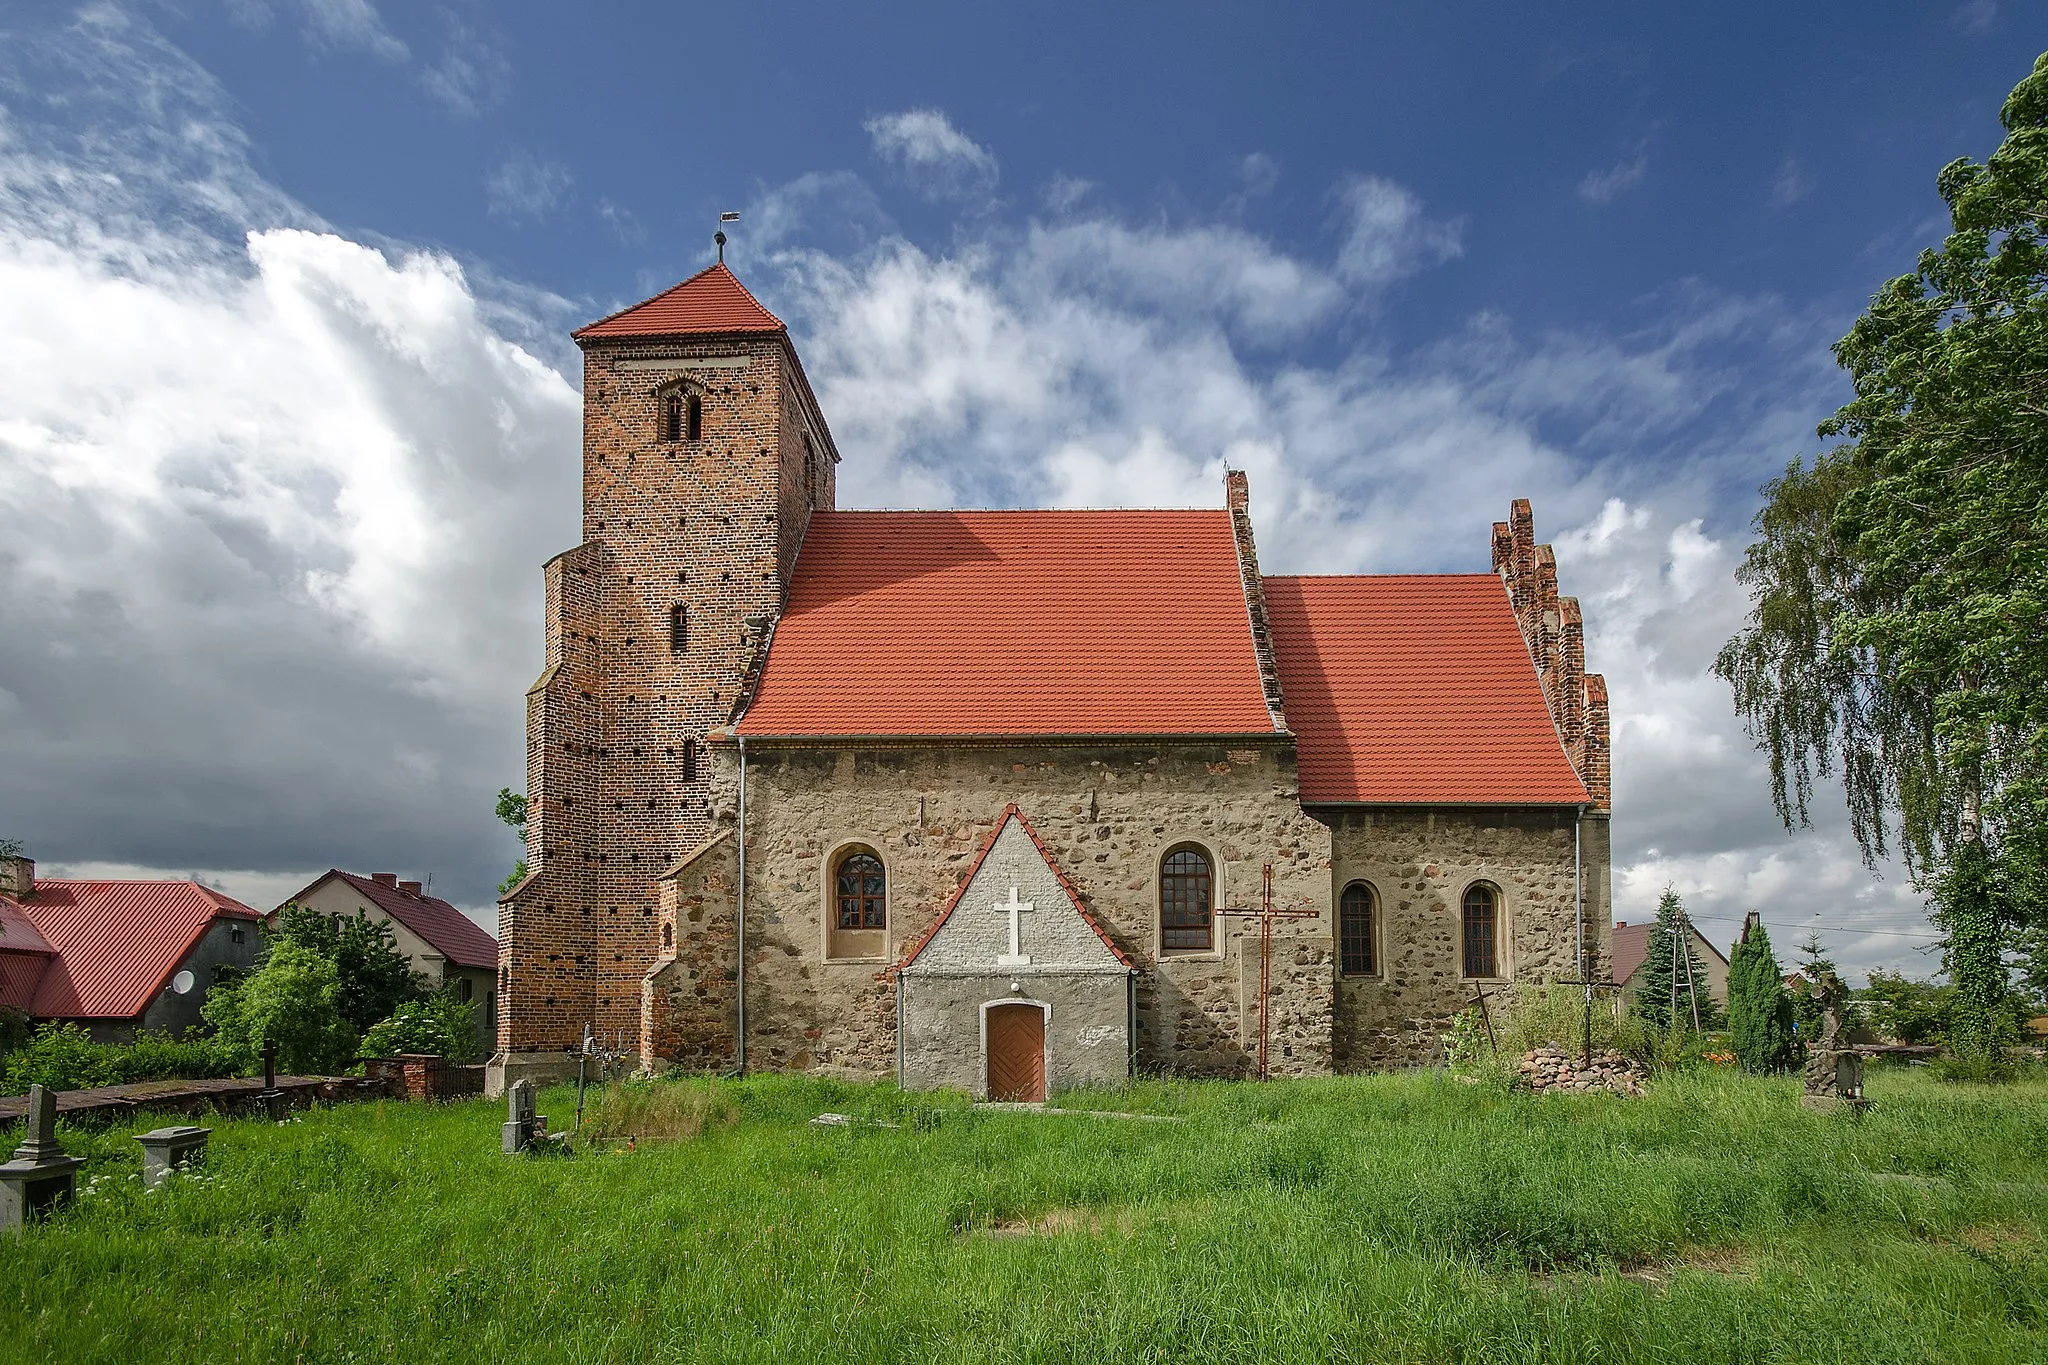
[21,881,261,1020]
[295,871,500,970]
[0,895,56,1013]
[573,263,785,340]
[891,805,1132,975]
[736,510,1277,738]
[1263,575,1590,805]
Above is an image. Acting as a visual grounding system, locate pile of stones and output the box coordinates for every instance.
[1517,1045,1646,1096]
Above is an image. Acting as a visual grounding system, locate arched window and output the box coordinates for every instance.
[1462,884,1499,978]
[661,389,686,442]
[670,604,687,653]
[686,393,703,441]
[835,850,886,930]
[1160,846,1213,951]
[1339,882,1376,976]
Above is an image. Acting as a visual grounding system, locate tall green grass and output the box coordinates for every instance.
[1,1068,2043,1363]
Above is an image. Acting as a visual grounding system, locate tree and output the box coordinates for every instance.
[1728,917,1798,1072]
[1713,52,2048,1061]
[360,988,481,1064]
[496,787,528,897]
[1787,933,1839,1040]
[1632,889,1723,1030]
[200,941,360,1075]
[1861,970,1955,1045]
[271,903,427,1036]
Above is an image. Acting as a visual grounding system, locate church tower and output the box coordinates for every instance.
[495,263,839,1073]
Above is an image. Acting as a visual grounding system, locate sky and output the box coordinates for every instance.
[0,1,2036,979]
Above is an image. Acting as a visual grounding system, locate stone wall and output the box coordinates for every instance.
[1327,806,1610,1068]
[664,738,1334,1080]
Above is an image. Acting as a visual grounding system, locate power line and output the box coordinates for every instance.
[1657,911,1946,941]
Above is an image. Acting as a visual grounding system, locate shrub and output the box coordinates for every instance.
[201,942,359,1075]
[0,1022,234,1093]
[1729,919,1798,1072]
[270,904,429,1036]
[360,992,480,1064]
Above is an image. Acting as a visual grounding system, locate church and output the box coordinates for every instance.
[489,261,1611,1100]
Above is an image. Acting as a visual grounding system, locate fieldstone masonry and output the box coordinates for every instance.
[493,264,1614,1091]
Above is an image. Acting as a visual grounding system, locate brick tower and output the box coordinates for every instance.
[493,263,838,1081]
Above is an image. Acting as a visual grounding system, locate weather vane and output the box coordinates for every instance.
[716,211,740,263]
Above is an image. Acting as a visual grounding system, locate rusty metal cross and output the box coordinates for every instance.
[1216,863,1320,1080]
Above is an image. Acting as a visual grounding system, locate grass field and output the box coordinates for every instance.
[2,1066,2046,1364]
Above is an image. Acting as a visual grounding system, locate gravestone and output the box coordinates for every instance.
[134,1126,211,1189]
[256,1039,287,1122]
[1801,973,1869,1114]
[502,1078,538,1154]
[0,1086,85,1236]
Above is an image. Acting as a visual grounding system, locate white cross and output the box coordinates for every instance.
[994,885,1034,967]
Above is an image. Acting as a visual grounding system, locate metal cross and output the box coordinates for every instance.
[994,886,1034,968]
[1216,863,1320,1080]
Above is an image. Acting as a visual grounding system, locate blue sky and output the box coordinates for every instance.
[0,1,2036,975]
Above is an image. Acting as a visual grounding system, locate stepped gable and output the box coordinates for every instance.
[572,262,785,340]
[1263,573,1590,806]
[733,509,1278,738]
[1491,499,1611,810]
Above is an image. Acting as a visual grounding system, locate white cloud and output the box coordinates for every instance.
[1579,145,1649,204]
[1332,174,1463,288]
[1770,153,1811,207]
[486,150,574,222]
[420,18,512,117]
[231,0,410,62]
[865,108,999,200]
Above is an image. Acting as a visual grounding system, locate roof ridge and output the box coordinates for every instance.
[571,262,786,340]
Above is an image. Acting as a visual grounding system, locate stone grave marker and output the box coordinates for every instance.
[0,1085,86,1236]
[135,1126,212,1189]
[502,1078,538,1153]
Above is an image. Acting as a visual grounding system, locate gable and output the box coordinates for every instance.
[736,510,1276,738]
[24,880,260,1019]
[898,808,1129,976]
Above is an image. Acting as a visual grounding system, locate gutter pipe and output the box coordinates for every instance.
[736,735,748,1075]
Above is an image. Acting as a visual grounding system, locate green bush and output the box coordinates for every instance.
[201,942,359,1075]
[1729,920,1798,1072]
[360,991,480,1064]
[0,1022,234,1093]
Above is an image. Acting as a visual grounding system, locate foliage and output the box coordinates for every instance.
[0,835,23,859]
[1861,970,1955,1045]
[11,1069,2048,1361]
[0,1007,33,1057]
[1716,53,2048,1057]
[1728,920,1799,1072]
[580,1075,740,1141]
[200,941,359,1076]
[360,990,481,1065]
[496,788,528,897]
[0,1022,235,1093]
[1631,889,1724,1030]
[270,903,428,1036]
[1788,933,1838,1040]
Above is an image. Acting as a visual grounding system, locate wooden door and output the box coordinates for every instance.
[985,1003,1046,1102]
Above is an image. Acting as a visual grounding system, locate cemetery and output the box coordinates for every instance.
[0,1062,2042,1362]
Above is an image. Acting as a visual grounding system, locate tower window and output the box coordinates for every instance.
[686,394,703,441]
[670,604,687,653]
[661,390,685,442]
[682,738,698,782]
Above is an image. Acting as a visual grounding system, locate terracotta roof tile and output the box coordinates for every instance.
[573,263,785,340]
[736,510,1276,738]
[1264,575,1589,806]
[21,881,261,1020]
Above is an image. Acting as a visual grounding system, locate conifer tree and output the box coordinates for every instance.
[1728,915,1798,1072]
[1633,889,1723,1030]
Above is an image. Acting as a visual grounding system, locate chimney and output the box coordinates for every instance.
[398,880,422,897]
[0,855,33,900]
[1225,469,1249,513]
[371,872,398,888]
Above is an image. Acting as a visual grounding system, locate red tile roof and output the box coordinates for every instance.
[890,805,1132,976]
[1611,920,1730,985]
[0,896,57,1013]
[20,881,261,1020]
[1263,575,1589,805]
[572,263,785,340]
[736,510,1277,738]
[296,871,499,970]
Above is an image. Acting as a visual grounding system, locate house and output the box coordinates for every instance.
[0,852,263,1042]
[1611,918,1730,1010]
[278,870,499,1053]
[493,262,1615,1096]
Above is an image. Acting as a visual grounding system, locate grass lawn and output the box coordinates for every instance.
[2,1066,2046,1363]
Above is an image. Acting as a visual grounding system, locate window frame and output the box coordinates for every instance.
[1338,881,1378,977]
[1461,881,1506,980]
[822,841,890,963]
[1157,842,1218,957]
